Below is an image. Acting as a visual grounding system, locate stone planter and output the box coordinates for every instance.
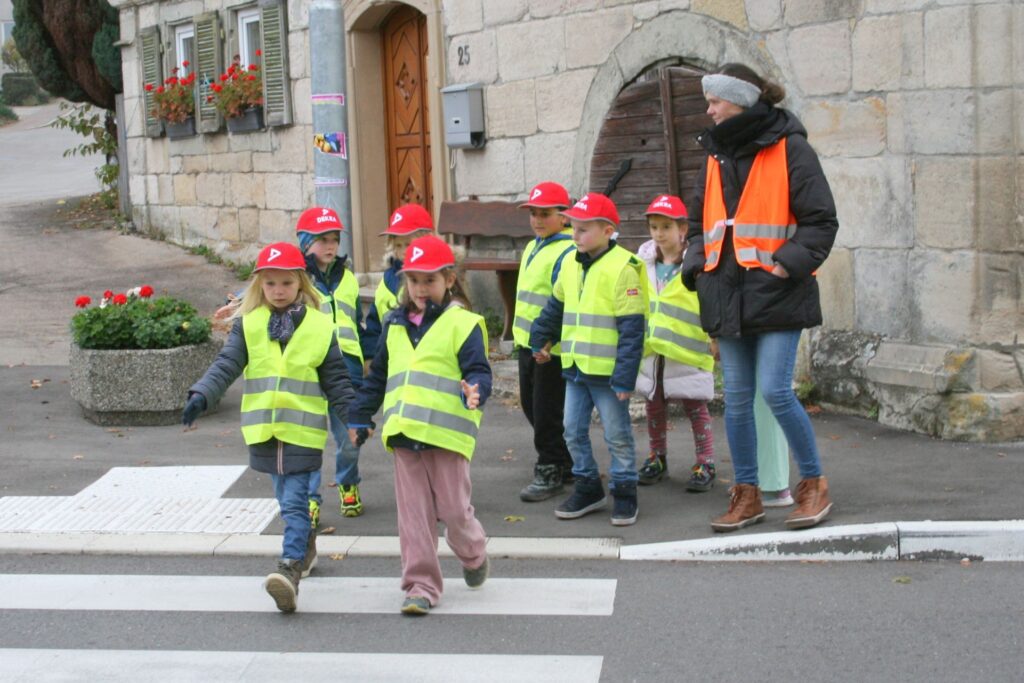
[164,116,196,139]
[69,339,222,426]
[226,106,264,133]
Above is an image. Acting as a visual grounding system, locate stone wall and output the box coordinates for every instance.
[115,0,315,264]
[439,0,1024,440]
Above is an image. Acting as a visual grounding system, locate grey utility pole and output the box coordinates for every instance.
[308,0,354,264]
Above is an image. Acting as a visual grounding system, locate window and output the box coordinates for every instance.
[237,8,261,66]
[174,24,195,75]
[2,21,15,47]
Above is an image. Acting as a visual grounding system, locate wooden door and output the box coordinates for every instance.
[382,6,432,213]
[589,65,710,253]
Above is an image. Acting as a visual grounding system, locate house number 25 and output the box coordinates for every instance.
[457,45,470,66]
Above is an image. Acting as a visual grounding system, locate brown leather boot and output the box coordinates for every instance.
[785,476,833,529]
[711,483,765,533]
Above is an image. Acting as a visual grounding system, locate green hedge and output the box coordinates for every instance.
[1,72,42,105]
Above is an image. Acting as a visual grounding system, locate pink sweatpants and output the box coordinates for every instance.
[393,446,488,606]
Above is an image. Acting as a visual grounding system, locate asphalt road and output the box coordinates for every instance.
[1,553,1021,682]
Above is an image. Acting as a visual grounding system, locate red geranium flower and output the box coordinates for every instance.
[74,296,91,308]
[248,64,258,71]
[112,293,128,305]
[246,75,256,81]
[139,285,154,298]
[156,86,165,94]
[255,49,262,57]
[182,60,190,68]
[144,83,154,92]
[219,73,229,82]
[103,290,114,299]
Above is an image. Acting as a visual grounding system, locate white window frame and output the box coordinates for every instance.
[174,24,195,75]
[237,7,261,66]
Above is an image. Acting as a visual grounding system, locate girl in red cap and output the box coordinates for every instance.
[183,242,354,613]
[636,195,718,492]
[347,234,492,616]
[362,204,437,359]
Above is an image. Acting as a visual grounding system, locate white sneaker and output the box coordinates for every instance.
[762,488,794,507]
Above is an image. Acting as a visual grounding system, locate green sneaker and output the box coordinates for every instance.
[463,556,489,589]
[400,595,431,616]
[339,484,364,517]
[308,498,321,529]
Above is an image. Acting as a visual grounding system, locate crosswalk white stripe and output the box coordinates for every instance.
[0,649,604,682]
[0,574,617,616]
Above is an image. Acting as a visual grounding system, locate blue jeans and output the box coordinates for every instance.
[272,471,312,561]
[717,330,822,486]
[308,412,361,502]
[563,380,637,490]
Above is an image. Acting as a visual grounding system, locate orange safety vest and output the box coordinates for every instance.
[702,139,797,273]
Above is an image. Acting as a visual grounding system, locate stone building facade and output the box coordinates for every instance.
[113,0,1024,441]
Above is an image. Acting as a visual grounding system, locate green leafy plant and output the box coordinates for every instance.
[187,243,256,281]
[1,37,30,73]
[208,53,263,118]
[71,286,211,350]
[51,102,119,209]
[0,103,17,124]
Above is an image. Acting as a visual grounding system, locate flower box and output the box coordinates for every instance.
[226,106,264,134]
[70,339,222,426]
[165,115,196,140]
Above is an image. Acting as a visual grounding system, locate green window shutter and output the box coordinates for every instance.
[259,0,292,127]
[194,11,223,133]
[140,26,164,138]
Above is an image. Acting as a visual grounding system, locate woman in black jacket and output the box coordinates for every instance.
[681,63,838,533]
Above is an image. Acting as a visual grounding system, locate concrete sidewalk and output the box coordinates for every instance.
[1,199,1023,562]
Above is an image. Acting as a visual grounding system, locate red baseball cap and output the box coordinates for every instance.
[519,181,571,209]
[382,204,435,236]
[644,194,689,220]
[561,192,620,226]
[295,206,343,235]
[402,235,455,273]
[255,242,307,271]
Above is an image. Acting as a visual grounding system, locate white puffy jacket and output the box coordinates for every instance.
[635,239,715,401]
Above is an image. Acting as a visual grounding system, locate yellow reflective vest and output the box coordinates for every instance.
[647,275,714,372]
[317,268,363,363]
[512,231,575,353]
[374,278,400,320]
[558,245,647,377]
[381,305,488,460]
[240,306,334,450]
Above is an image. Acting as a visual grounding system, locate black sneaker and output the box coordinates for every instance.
[264,559,302,613]
[611,493,638,526]
[520,464,565,502]
[686,463,717,492]
[554,477,606,519]
[463,556,489,589]
[637,455,667,485]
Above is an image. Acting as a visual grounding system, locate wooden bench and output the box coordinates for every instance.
[438,200,536,340]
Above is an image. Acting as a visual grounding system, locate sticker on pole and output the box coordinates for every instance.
[314,132,347,159]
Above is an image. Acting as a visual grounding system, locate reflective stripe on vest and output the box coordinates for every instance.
[703,139,798,273]
[646,276,713,371]
[240,306,333,451]
[380,306,488,460]
[559,245,647,377]
[318,269,363,363]
[512,232,574,353]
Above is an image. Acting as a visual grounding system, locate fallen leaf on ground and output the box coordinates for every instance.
[892,576,912,584]
[503,515,525,523]
[828,434,841,440]
[319,526,336,535]
[805,404,822,414]
[329,553,344,560]
[72,454,84,460]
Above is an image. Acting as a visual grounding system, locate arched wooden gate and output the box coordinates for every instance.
[589,65,711,253]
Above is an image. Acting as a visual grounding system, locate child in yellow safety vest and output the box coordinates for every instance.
[347,235,492,616]
[294,207,368,523]
[635,195,718,492]
[530,192,648,527]
[514,182,577,503]
[361,204,437,359]
[183,242,354,613]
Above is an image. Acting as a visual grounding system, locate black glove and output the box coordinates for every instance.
[354,419,376,447]
[182,393,207,427]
